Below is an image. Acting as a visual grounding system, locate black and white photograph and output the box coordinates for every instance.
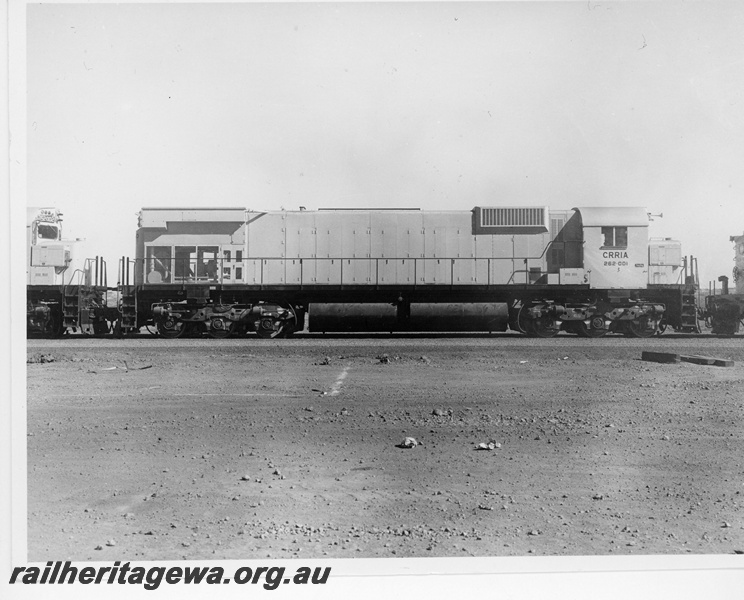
[5,1,744,598]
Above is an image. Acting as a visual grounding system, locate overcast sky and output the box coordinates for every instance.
[24,1,744,285]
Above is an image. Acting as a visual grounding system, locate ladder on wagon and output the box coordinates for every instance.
[679,255,701,333]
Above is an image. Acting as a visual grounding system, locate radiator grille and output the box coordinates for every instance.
[480,207,545,228]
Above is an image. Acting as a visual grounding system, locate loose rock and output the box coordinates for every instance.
[476,441,501,450]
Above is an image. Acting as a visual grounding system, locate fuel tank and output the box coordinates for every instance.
[407,303,509,332]
[309,303,397,332]
[308,302,509,332]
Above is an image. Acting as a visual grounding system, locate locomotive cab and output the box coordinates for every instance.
[27,207,72,286]
[135,208,247,286]
[571,207,650,289]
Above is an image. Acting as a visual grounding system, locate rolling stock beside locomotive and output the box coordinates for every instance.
[115,205,700,338]
[26,207,113,336]
[702,231,744,335]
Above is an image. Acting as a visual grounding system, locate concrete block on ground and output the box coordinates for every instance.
[680,355,735,367]
[641,351,680,364]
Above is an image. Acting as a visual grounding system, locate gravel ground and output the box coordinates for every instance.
[25,333,744,561]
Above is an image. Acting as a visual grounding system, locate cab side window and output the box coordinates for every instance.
[602,226,628,248]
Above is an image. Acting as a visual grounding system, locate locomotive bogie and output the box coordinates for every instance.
[518,300,665,338]
[149,300,301,339]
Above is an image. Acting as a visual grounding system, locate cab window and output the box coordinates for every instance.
[37,223,59,240]
[601,226,628,248]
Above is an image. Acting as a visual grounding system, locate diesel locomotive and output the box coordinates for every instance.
[26,207,113,336]
[112,205,701,338]
[702,230,744,335]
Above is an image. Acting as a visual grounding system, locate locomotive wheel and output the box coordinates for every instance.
[530,316,559,338]
[208,316,235,339]
[624,317,657,338]
[256,316,283,339]
[157,317,186,338]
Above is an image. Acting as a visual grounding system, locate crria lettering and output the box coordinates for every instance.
[602,251,628,259]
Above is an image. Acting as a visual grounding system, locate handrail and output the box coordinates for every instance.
[134,255,553,287]
[119,256,134,288]
[64,268,85,288]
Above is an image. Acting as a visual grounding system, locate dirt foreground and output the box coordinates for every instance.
[25,334,744,561]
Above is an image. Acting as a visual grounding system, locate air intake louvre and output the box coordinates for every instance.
[473,206,549,235]
[481,207,545,228]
